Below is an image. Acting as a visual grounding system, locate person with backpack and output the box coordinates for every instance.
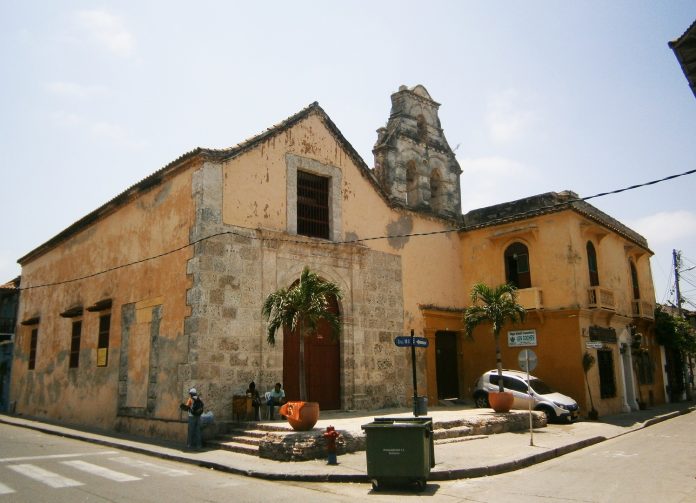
[182,387,204,450]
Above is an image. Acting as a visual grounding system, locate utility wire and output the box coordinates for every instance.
[19,167,696,291]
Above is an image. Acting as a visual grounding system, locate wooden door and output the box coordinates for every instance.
[435,331,460,399]
[283,295,341,410]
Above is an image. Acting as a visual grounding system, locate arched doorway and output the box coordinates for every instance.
[282,293,341,410]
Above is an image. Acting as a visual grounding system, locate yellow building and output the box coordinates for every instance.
[11,85,658,440]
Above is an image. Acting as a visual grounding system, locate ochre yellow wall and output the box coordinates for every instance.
[221,113,466,338]
[433,208,659,415]
[14,167,196,429]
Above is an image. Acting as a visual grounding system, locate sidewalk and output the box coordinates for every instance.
[1,401,694,483]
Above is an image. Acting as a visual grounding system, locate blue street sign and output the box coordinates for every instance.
[394,336,429,348]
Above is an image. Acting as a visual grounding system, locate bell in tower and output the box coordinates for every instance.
[373,85,462,218]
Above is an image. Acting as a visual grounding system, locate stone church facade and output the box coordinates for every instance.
[11,85,659,440]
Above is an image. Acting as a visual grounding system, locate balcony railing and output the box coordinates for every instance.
[588,287,616,311]
[632,299,655,320]
[517,287,543,310]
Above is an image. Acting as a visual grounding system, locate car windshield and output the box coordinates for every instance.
[529,378,554,395]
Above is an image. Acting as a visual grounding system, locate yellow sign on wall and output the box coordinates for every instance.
[97,348,108,367]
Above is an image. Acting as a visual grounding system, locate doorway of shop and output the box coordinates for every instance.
[436,331,460,400]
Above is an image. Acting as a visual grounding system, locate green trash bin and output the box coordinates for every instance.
[361,417,434,491]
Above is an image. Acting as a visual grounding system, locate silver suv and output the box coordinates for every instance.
[472,369,579,423]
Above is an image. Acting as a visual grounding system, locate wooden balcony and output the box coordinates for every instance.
[632,299,655,320]
[517,287,543,310]
[588,287,616,311]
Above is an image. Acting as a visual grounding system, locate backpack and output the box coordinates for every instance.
[191,397,204,416]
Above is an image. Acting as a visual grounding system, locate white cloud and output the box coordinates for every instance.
[485,89,539,143]
[75,9,136,57]
[46,81,108,99]
[458,156,541,211]
[627,211,696,245]
[52,111,146,150]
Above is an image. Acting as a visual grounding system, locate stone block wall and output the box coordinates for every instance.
[183,162,410,419]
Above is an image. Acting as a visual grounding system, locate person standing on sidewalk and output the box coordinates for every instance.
[181,387,203,450]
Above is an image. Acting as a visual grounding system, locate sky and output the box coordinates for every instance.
[1,1,695,307]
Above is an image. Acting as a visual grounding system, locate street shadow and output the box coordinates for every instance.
[368,483,441,496]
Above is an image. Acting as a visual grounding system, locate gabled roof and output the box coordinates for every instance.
[19,103,388,265]
[462,190,651,252]
[669,19,696,99]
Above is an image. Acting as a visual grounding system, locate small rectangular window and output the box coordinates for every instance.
[297,171,329,239]
[597,349,616,398]
[97,314,110,367]
[28,328,38,370]
[69,320,82,368]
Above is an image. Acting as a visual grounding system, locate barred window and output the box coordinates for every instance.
[97,314,111,367]
[28,328,38,370]
[597,349,616,398]
[297,171,329,239]
[69,320,82,368]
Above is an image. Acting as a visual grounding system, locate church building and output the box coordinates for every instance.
[11,85,660,440]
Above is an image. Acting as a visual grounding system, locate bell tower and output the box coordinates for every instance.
[373,85,461,217]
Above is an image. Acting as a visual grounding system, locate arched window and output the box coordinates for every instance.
[416,114,428,141]
[587,241,599,286]
[430,169,442,211]
[630,261,641,300]
[406,160,419,206]
[504,242,531,289]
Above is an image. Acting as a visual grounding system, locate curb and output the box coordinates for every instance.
[2,405,694,483]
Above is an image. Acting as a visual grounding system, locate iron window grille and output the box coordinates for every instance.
[97,314,110,367]
[297,170,329,239]
[69,320,82,368]
[28,328,38,370]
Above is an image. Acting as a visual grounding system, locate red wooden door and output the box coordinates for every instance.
[283,295,341,410]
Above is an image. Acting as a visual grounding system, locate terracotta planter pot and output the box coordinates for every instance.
[279,401,320,431]
[488,391,514,412]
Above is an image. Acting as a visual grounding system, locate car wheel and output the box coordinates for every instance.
[540,407,554,423]
[474,393,489,408]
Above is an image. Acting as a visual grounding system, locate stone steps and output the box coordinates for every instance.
[214,439,260,456]
[206,411,545,461]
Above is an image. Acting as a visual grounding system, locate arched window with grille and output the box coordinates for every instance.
[504,242,531,289]
[587,241,599,286]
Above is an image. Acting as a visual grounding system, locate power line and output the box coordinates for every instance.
[19,167,696,292]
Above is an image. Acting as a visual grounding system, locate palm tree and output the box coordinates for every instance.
[262,267,342,402]
[463,282,526,393]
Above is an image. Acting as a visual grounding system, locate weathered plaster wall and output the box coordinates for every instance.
[187,149,409,415]
[13,167,195,431]
[221,112,464,332]
[460,211,655,316]
[455,210,658,416]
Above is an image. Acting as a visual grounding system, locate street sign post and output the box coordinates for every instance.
[518,349,538,372]
[394,330,429,416]
[394,336,429,347]
[518,348,538,446]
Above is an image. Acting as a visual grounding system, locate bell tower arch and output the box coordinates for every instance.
[373,85,462,217]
